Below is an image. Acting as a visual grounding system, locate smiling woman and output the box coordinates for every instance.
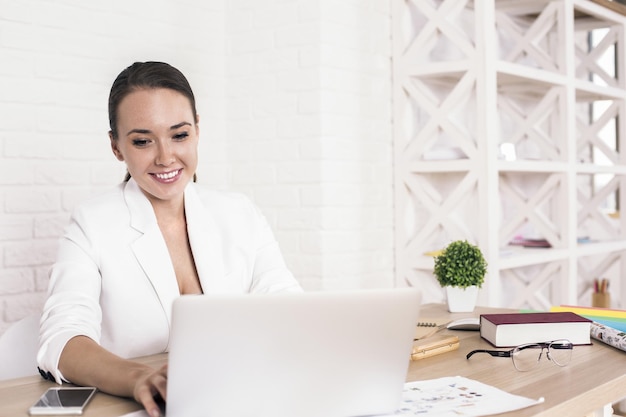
[36,61,302,417]
[110,87,199,206]
[108,62,200,189]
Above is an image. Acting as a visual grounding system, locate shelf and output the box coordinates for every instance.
[394,0,626,309]
[403,61,474,79]
[497,62,567,90]
[407,159,474,173]
[497,160,569,172]
[575,80,626,101]
[499,247,570,270]
[576,239,626,256]
[498,239,626,267]
[496,163,626,174]
[580,0,626,20]
[403,61,626,100]
[575,164,626,174]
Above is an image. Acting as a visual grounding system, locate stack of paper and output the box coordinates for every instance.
[550,305,626,332]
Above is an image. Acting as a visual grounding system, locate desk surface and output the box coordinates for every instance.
[1,304,625,417]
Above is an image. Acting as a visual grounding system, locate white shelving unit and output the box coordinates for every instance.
[393,0,626,309]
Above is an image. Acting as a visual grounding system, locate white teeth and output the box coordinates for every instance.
[155,170,179,180]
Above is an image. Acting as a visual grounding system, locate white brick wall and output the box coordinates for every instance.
[0,0,394,336]
[225,0,394,290]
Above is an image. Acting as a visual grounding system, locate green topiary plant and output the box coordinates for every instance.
[434,240,487,288]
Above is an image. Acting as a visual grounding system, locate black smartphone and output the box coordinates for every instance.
[28,387,97,415]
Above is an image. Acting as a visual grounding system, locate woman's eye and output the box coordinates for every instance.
[132,139,150,147]
[173,132,189,141]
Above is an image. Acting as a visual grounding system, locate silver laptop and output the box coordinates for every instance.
[166,288,421,417]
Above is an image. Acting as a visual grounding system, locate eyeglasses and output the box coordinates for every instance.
[466,339,573,371]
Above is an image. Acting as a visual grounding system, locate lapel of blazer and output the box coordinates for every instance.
[184,183,226,292]
[124,179,180,324]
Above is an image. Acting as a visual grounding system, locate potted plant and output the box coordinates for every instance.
[434,240,487,312]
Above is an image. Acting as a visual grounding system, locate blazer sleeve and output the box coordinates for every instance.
[37,208,103,384]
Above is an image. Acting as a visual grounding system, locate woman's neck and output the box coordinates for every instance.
[145,192,186,225]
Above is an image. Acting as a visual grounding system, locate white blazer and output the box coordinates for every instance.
[38,179,301,383]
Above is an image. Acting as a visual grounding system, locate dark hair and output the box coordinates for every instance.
[108,62,198,182]
[108,61,198,140]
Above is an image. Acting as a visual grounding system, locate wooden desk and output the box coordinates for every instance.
[412,304,626,417]
[1,304,625,417]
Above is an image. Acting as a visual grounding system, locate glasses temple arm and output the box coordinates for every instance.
[466,349,513,359]
[550,344,573,350]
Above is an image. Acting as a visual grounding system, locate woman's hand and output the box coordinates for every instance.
[133,364,168,417]
[58,337,168,416]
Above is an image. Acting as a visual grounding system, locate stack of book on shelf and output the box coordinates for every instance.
[479,312,591,347]
[550,305,626,353]
[508,236,551,248]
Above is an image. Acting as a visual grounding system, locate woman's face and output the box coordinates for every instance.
[110,88,199,207]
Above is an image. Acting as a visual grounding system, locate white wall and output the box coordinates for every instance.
[0,0,394,336]
[223,1,394,290]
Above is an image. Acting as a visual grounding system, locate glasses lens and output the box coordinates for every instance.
[512,344,542,371]
[548,339,573,367]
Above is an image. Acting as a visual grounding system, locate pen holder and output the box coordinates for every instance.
[592,292,610,308]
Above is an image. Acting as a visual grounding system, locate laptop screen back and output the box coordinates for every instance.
[166,288,421,417]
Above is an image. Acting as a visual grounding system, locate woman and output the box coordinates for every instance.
[37,62,301,417]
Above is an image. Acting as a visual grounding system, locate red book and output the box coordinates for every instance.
[480,312,591,347]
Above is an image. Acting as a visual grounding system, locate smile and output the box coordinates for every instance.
[153,169,181,181]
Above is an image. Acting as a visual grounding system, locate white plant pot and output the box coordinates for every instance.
[445,285,479,313]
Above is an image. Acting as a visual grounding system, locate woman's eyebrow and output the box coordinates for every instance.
[125,122,191,137]
[126,128,151,136]
[170,121,192,130]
